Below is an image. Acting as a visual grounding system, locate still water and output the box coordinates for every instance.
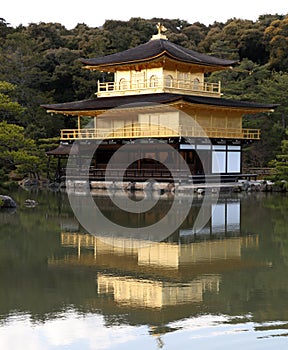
[0,189,288,350]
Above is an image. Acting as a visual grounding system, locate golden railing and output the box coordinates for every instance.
[97,78,221,97]
[60,125,260,140]
[61,125,179,140]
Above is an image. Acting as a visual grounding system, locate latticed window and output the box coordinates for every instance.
[193,78,200,90]
[132,71,145,88]
[119,78,127,90]
[165,75,173,87]
[150,75,158,88]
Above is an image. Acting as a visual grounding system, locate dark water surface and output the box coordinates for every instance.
[0,189,287,349]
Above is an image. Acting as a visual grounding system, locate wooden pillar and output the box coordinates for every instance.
[94,116,97,137]
[137,146,141,174]
[77,235,81,259]
[94,237,97,259]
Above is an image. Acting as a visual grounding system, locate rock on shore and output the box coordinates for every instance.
[0,195,17,208]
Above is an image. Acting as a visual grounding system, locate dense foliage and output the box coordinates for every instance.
[0,15,287,179]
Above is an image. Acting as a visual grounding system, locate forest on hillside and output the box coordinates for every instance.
[0,15,288,181]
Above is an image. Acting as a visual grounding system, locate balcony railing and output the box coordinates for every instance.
[97,78,221,97]
[60,125,260,140]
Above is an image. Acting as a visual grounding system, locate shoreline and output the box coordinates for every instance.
[63,178,285,194]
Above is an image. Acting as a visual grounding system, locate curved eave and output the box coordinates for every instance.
[187,101,274,112]
[43,94,277,117]
[46,109,105,117]
[241,107,275,113]
[177,102,276,114]
[82,51,237,72]
[82,51,165,71]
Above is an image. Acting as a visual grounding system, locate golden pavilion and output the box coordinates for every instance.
[43,24,277,183]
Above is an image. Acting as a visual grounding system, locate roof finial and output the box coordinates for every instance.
[156,22,167,35]
[150,22,168,41]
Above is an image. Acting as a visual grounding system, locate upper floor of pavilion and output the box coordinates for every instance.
[41,24,277,143]
[81,24,237,98]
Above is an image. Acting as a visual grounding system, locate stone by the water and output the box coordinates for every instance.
[0,195,17,208]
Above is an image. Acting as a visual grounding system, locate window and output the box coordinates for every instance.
[119,78,127,90]
[193,78,200,90]
[178,72,183,88]
[132,71,145,88]
[212,149,241,173]
[165,75,173,88]
[227,152,241,173]
[150,75,158,88]
[212,151,226,173]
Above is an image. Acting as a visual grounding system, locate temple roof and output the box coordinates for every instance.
[81,39,238,70]
[42,93,277,114]
[46,144,73,156]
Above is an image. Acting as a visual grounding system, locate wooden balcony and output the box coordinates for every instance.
[97,78,221,97]
[60,125,260,141]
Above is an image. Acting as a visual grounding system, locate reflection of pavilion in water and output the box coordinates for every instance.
[49,197,259,309]
[97,274,220,308]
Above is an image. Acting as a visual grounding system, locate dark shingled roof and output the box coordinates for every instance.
[81,39,238,68]
[42,93,278,112]
[46,144,73,156]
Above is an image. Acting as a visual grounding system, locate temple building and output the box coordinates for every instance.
[43,24,277,183]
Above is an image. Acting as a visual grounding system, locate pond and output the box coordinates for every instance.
[0,188,287,349]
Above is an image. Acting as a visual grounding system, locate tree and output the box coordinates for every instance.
[0,18,13,41]
[0,121,45,179]
[0,29,71,137]
[269,130,288,183]
[238,28,268,64]
[0,16,287,171]
[264,16,288,71]
[0,81,25,123]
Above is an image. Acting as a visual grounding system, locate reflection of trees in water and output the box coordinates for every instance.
[241,193,288,265]
[221,193,288,324]
[264,194,288,265]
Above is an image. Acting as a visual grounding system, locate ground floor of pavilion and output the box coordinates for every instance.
[47,136,257,185]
